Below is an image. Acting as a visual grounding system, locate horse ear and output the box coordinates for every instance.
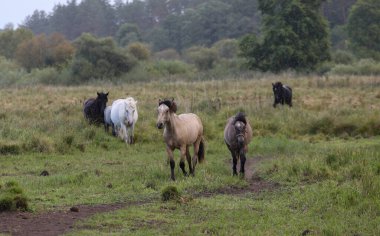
[170,101,177,113]
[158,98,162,103]
[171,97,174,102]
[106,92,109,96]
[272,83,274,87]
[97,92,100,96]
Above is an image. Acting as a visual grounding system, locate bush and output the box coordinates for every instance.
[161,186,181,202]
[212,39,239,59]
[184,46,218,71]
[0,142,21,155]
[0,181,28,212]
[330,59,380,75]
[332,50,355,65]
[154,49,180,61]
[127,42,151,61]
[149,60,192,76]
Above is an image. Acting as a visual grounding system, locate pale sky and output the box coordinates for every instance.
[0,0,76,28]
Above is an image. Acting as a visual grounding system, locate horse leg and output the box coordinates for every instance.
[111,122,116,136]
[179,145,188,177]
[186,146,193,175]
[166,146,176,181]
[191,138,202,176]
[239,149,246,178]
[130,124,135,144]
[231,150,238,176]
[121,123,128,143]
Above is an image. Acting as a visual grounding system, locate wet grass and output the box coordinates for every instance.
[0,75,379,234]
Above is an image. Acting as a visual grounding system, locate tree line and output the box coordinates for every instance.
[0,0,379,78]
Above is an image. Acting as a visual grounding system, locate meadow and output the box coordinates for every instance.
[1,75,380,235]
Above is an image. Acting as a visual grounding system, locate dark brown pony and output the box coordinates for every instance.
[83,92,109,124]
[224,112,253,176]
[156,98,205,181]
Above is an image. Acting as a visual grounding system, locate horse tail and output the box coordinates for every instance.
[198,137,205,163]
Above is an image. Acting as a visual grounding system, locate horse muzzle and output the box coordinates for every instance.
[156,123,164,129]
[237,135,245,148]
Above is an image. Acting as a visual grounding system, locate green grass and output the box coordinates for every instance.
[0,75,379,235]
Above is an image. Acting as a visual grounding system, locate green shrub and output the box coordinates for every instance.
[161,186,181,202]
[184,46,218,71]
[127,42,151,61]
[0,181,28,212]
[332,50,355,65]
[0,142,21,155]
[154,48,180,60]
[331,59,380,75]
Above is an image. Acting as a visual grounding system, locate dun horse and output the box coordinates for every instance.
[156,98,205,181]
[272,82,292,107]
[224,112,252,176]
[83,92,109,124]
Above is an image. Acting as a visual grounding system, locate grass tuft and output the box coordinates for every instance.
[161,186,181,202]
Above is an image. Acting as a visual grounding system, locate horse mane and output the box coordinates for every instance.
[159,99,177,113]
[125,97,137,109]
[233,112,247,125]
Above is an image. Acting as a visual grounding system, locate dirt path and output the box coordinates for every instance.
[0,156,277,236]
[0,202,145,236]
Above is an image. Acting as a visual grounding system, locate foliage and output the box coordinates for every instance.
[115,23,141,47]
[127,42,151,61]
[330,59,380,75]
[71,33,136,82]
[240,0,331,72]
[153,48,180,60]
[184,46,218,71]
[15,33,75,71]
[332,50,355,64]
[0,181,28,212]
[0,28,34,59]
[347,0,380,60]
[161,186,181,201]
[212,38,239,59]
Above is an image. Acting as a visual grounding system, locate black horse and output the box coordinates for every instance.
[83,92,109,124]
[272,82,292,107]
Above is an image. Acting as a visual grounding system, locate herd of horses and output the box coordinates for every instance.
[83,82,292,180]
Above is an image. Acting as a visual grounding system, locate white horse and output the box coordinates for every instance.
[110,97,138,144]
[104,106,114,134]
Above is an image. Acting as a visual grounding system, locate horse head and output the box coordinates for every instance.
[156,98,177,129]
[124,97,137,126]
[272,82,283,104]
[233,112,247,148]
[96,92,109,114]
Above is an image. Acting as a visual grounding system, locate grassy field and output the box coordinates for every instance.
[1,75,380,235]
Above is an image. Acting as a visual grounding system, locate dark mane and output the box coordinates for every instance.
[233,112,247,125]
[159,99,177,113]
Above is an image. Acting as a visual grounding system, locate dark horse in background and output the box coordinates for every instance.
[83,92,109,124]
[224,112,253,177]
[272,82,292,107]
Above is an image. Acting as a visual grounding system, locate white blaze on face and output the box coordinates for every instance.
[157,104,170,128]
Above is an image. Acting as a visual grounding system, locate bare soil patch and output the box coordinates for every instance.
[0,203,128,236]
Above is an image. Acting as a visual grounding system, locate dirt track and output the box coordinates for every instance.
[0,157,278,236]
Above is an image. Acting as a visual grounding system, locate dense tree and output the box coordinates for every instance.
[0,28,34,59]
[347,0,380,60]
[22,10,50,35]
[240,0,331,72]
[71,33,135,81]
[115,23,141,47]
[15,33,74,71]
